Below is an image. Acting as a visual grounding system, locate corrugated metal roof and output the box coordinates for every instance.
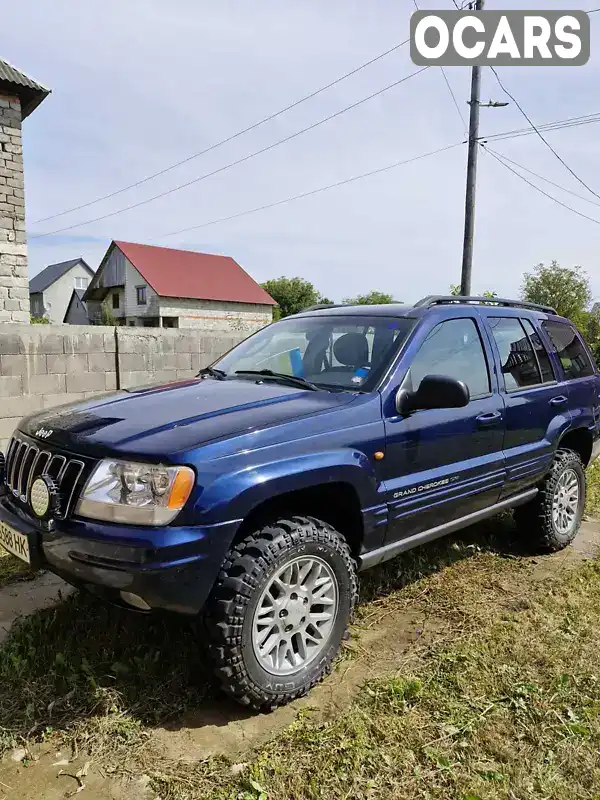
[0,58,50,118]
[29,258,94,294]
[110,241,276,305]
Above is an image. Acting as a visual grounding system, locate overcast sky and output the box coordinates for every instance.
[5,0,600,303]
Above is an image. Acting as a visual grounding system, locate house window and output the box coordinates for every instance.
[75,277,89,290]
[112,293,120,309]
[136,286,147,305]
[31,295,43,315]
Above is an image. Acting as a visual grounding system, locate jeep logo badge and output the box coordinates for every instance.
[35,427,53,439]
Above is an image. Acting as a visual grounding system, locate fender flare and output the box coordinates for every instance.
[193,449,379,524]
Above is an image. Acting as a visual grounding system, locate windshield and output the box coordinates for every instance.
[213,314,415,391]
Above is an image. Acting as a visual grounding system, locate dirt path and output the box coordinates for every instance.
[1,519,599,799]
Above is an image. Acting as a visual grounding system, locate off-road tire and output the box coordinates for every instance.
[513,448,586,552]
[204,516,358,711]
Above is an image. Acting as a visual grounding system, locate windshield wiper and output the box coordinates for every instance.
[234,369,319,391]
[198,366,227,380]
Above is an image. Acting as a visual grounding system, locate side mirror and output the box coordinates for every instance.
[396,374,470,415]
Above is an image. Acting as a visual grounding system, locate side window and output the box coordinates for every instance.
[407,318,490,398]
[521,319,555,383]
[542,320,595,379]
[489,317,542,391]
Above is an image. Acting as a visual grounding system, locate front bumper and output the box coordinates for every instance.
[0,493,241,615]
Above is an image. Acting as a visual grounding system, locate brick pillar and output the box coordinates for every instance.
[0,94,29,323]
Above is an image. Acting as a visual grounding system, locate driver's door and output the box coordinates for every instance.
[381,315,506,544]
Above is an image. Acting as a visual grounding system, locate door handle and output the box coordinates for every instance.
[549,395,568,407]
[476,411,502,427]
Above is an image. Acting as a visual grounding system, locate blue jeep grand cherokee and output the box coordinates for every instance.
[1,295,599,709]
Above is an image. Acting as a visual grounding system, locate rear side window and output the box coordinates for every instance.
[542,320,595,379]
[406,317,490,398]
[488,317,546,391]
[521,319,555,383]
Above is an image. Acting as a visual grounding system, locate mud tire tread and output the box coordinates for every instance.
[204,516,358,711]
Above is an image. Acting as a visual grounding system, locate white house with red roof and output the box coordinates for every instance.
[82,241,275,332]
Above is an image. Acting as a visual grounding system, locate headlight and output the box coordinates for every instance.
[76,459,195,526]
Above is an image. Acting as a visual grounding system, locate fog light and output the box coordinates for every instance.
[119,591,151,611]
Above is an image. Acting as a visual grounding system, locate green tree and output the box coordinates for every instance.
[449,285,496,298]
[260,277,331,319]
[582,305,600,366]
[100,302,117,326]
[30,315,50,324]
[342,290,395,305]
[521,261,592,325]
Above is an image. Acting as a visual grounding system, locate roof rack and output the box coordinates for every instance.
[414,295,557,316]
[297,303,349,313]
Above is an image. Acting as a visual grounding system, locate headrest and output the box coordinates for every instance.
[333,332,369,367]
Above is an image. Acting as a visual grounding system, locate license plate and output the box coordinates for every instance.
[0,521,30,564]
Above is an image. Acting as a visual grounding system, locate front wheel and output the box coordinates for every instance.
[514,448,586,552]
[204,516,358,710]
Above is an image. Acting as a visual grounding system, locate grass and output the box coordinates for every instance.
[150,554,600,800]
[0,592,213,757]
[0,548,34,588]
[0,465,598,797]
[0,519,517,761]
[587,458,600,517]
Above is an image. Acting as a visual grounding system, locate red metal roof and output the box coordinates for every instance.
[113,241,276,305]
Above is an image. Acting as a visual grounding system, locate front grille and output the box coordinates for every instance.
[4,434,86,519]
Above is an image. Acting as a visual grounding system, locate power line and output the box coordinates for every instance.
[31,108,599,241]
[31,66,429,240]
[439,66,467,133]
[413,0,466,133]
[483,144,600,227]
[482,111,600,143]
[485,147,600,209]
[490,66,600,202]
[32,39,410,226]
[161,141,462,239]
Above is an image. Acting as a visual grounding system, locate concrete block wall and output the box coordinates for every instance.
[0,324,246,453]
[0,94,29,323]
[156,297,273,333]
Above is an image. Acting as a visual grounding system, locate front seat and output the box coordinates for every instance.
[332,332,369,370]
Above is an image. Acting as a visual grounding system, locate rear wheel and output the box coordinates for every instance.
[204,516,358,710]
[514,448,586,552]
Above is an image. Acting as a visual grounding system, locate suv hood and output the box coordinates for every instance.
[20,377,358,458]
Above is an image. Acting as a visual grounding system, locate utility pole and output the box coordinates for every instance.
[460,0,484,296]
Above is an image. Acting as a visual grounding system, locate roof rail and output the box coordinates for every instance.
[413,295,558,316]
[297,303,349,313]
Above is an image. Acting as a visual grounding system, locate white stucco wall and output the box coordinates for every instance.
[40,263,93,323]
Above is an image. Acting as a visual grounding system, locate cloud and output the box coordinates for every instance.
[6,0,600,301]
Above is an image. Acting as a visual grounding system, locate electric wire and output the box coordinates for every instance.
[31,66,429,240]
[32,38,411,226]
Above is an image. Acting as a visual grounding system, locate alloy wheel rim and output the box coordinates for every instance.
[252,556,339,676]
[552,467,580,535]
